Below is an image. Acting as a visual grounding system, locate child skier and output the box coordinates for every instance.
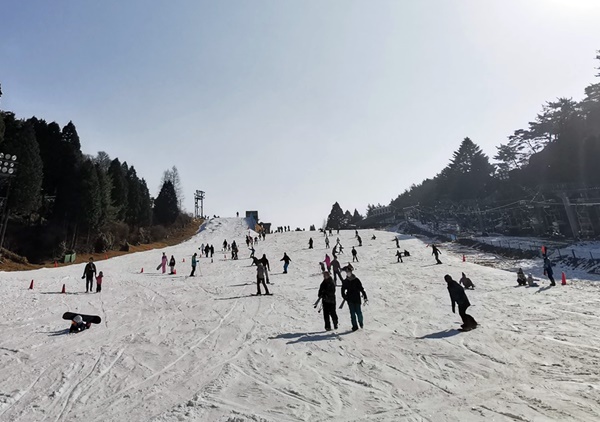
[95,271,104,293]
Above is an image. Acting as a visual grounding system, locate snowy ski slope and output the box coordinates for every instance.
[1,217,600,421]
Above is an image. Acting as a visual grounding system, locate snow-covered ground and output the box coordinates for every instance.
[1,217,600,421]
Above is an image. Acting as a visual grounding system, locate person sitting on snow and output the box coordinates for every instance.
[459,272,475,289]
[527,274,539,287]
[517,268,527,286]
[69,315,91,333]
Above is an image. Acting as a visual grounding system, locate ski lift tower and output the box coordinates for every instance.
[194,190,205,219]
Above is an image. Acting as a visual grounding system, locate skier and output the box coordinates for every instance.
[256,262,271,295]
[351,246,359,262]
[190,253,198,276]
[318,271,338,331]
[95,271,104,293]
[459,272,475,289]
[431,244,442,265]
[516,268,527,286]
[325,236,330,248]
[280,253,292,274]
[169,255,176,274]
[341,267,367,331]
[81,257,97,293]
[444,274,477,331]
[69,315,91,333]
[324,254,332,272]
[527,274,539,287]
[259,254,271,283]
[308,238,313,249]
[357,235,362,247]
[395,250,403,263]
[331,256,343,283]
[543,257,556,286]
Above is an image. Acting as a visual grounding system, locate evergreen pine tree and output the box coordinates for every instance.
[78,159,101,232]
[154,180,179,225]
[107,158,128,221]
[326,202,345,229]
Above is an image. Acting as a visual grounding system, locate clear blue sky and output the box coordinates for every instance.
[1,0,600,228]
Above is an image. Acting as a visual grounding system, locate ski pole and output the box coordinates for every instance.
[339,299,346,309]
[313,297,321,308]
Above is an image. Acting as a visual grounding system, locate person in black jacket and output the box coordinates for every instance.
[444,274,477,330]
[431,244,442,265]
[259,254,271,283]
[280,253,291,273]
[308,238,313,249]
[318,271,338,331]
[341,267,367,331]
[81,257,97,293]
[351,246,359,262]
[169,255,176,274]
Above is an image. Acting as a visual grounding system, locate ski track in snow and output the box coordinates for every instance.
[1,217,600,421]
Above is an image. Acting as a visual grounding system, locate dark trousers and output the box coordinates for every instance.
[333,269,343,283]
[547,271,555,285]
[348,302,363,329]
[283,262,289,273]
[352,255,358,262]
[86,275,93,292]
[397,256,403,263]
[257,277,270,294]
[96,284,102,293]
[322,302,338,330]
[458,304,477,327]
[190,265,196,276]
[434,254,442,264]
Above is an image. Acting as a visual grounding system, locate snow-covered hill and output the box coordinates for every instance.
[1,218,599,421]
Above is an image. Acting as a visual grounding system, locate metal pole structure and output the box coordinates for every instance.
[194,190,205,219]
[0,179,12,252]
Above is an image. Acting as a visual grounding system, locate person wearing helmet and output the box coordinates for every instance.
[69,315,90,333]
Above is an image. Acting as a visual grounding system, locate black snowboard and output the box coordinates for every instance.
[62,312,102,324]
[251,293,273,296]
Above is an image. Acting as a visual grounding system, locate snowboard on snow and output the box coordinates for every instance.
[62,312,102,324]
[251,293,273,296]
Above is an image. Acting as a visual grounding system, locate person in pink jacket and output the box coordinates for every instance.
[324,254,332,272]
[156,252,168,273]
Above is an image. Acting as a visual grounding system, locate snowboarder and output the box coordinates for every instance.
[444,274,477,331]
[341,267,367,331]
[318,271,339,331]
[308,238,313,249]
[95,271,103,293]
[357,235,362,247]
[256,262,270,295]
[324,254,332,272]
[157,252,168,273]
[331,256,343,283]
[325,236,330,248]
[280,253,292,274]
[459,272,475,289]
[395,250,403,263]
[431,244,442,265]
[190,253,198,276]
[543,257,556,286]
[81,257,97,293]
[516,268,527,286]
[259,254,271,283]
[169,255,176,274]
[69,315,91,333]
[351,246,359,262]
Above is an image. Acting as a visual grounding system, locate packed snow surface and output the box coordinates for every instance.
[1,218,600,421]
